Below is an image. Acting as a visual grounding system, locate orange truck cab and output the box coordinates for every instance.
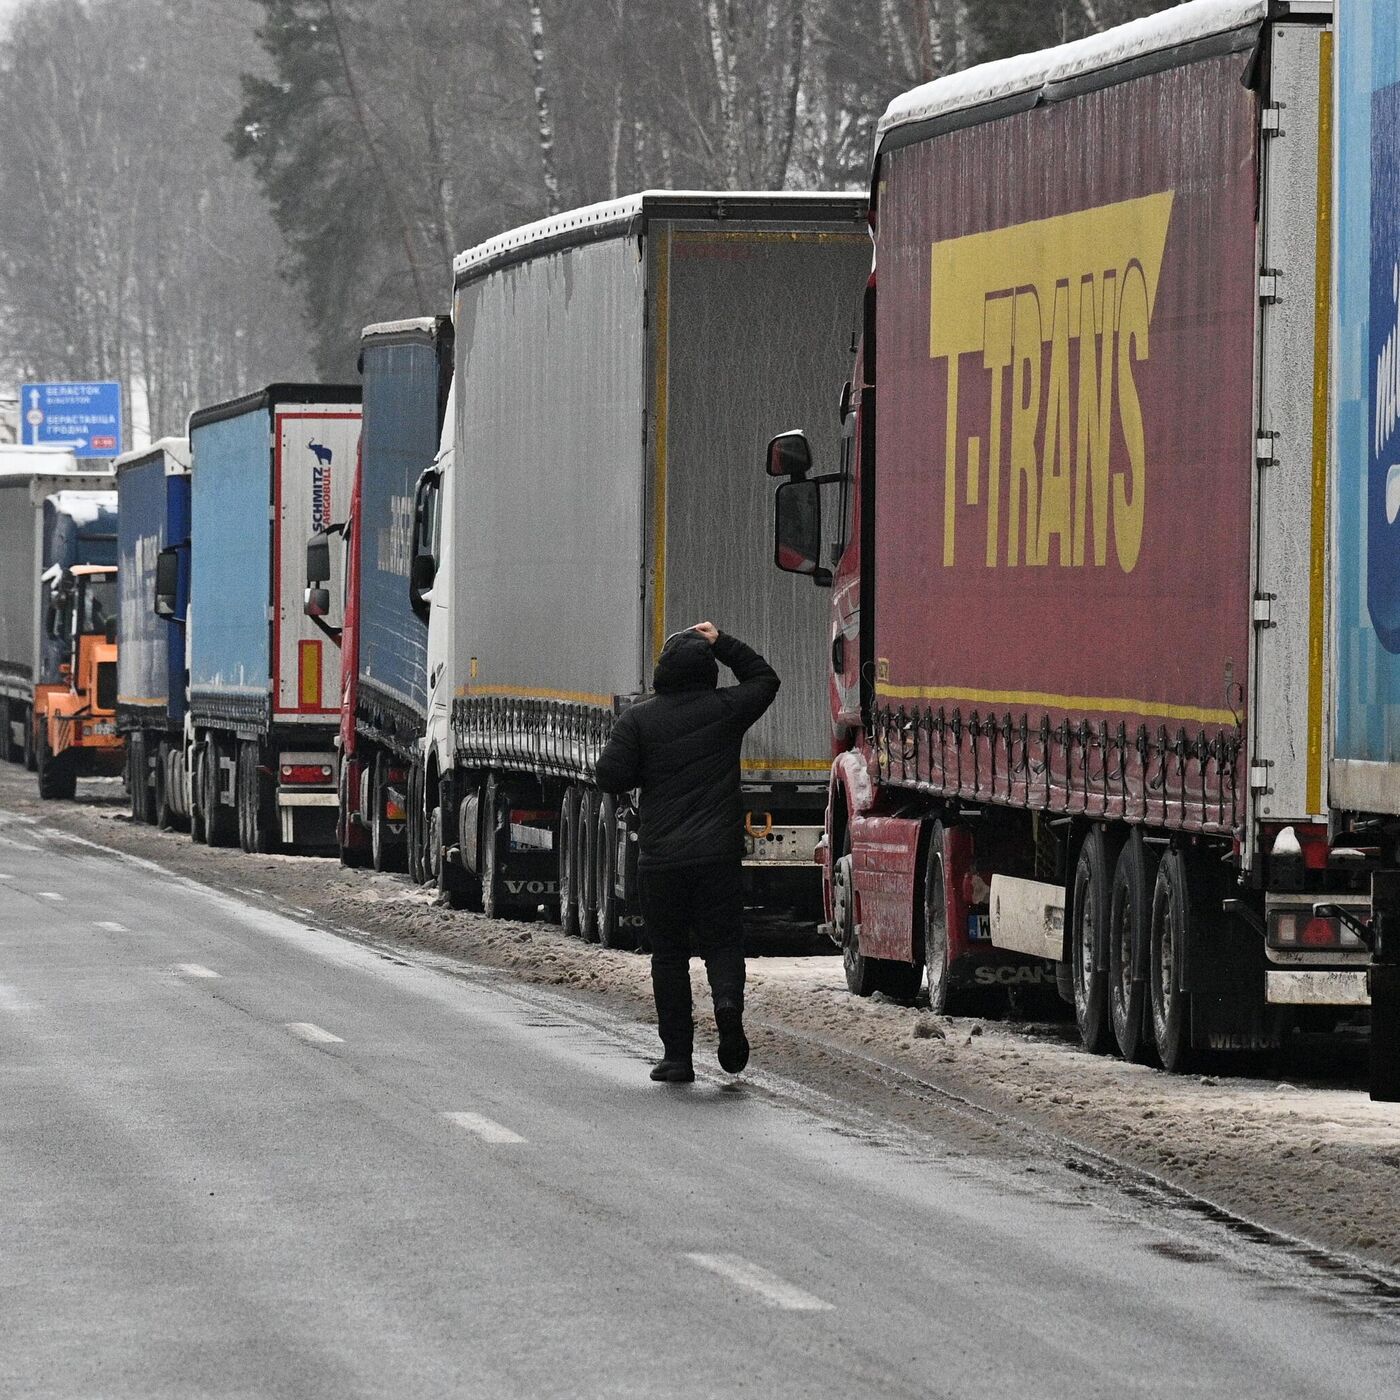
[34,562,123,799]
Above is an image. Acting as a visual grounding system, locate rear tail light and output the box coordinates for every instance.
[281,763,334,785]
[1268,909,1365,951]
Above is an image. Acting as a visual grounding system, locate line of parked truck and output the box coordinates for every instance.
[7,0,1400,1097]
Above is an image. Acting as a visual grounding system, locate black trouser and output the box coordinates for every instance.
[639,858,745,1060]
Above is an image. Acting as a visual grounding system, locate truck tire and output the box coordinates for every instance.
[1149,848,1196,1073]
[430,801,479,909]
[154,742,177,830]
[24,708,37,771]
[834,830,878,996]
[203,737,237,848]
[239,741,277,854]
[1,700,19,764]
[128,732,147,822]
[595,792,633,950]
[579,788,600,944]
[921,823,955,1011]
[37,732,76,801]
[337,762,368,867]
[558,786,581,938]
[190,744,208,845]
[1109,832,1158,1064]
[1071,826,1119,1054]
[480,777,503,919]
[370,753,405,873]
[407,760,428,885]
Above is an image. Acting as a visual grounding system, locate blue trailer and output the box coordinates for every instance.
[187,384,361,853]
[116,439,190,826]
[315,318,451,873]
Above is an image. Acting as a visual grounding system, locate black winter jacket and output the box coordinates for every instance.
[594,631,780,871]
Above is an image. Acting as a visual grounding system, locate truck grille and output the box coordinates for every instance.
[96,661,117,712]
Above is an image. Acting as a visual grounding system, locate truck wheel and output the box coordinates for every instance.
[204,737,236,848]
[480,778,503,919]
[1,700,17,764]
[239,741,277,855]
[579,788,601,944]
[407,761,428,885]
[431,802,479,909]
[833,831,877,996]
[922,823,955,1012]
[1071,826,1118,1054]
[337,761,367,867]
[1109,832,1158,1063]
[24,708,37,771]
[595,792,631,949]
[127,732,147,822]
[370,754,405,873]
[559,786,581,937]
[1150,848,1196,1073]
[153,742,177,830]
[37,732,75,801]
[190,744,208,844]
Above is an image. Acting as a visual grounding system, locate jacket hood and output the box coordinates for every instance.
[653,632,718,693]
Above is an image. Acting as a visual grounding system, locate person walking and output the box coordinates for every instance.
[595,622,780,1083]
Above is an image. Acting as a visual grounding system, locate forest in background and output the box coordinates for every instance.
[0,0,1171,437]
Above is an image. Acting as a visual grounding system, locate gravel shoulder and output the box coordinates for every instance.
[7,771,1400,1270]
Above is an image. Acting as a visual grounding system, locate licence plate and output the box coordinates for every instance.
[89,721,115,737]
[967,913,990,942]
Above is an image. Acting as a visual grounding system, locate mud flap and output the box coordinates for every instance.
[1369,871,1400,1103]
[1188,856,1280,1054]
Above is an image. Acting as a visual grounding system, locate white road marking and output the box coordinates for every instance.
[175,963,220,979]
[684,1254,833,1312]
[0,872,13,879]
[36,891,65,902]
[0,983,34,1012]
[95,921,130,932]
[286,1021,343,1044]
[441,1111,527,1144]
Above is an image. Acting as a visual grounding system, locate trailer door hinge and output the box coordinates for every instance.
[1250,761,1274,793]
[1261,105,1283,137]
[1259,269,1281,303]
[1256,432,1278,466]
[1252,593,1276,628]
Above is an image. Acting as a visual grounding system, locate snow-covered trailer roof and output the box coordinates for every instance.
[113,437,189,474]
[452,190,867,284]
[875,0,1314,152]
[360,317,445,341]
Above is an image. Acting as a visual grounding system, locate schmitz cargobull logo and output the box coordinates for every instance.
[308,440,333,534]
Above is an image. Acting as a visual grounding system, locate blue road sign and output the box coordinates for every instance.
[20,381,123,458]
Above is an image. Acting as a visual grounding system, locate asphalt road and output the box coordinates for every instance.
[3,803,1400,1399]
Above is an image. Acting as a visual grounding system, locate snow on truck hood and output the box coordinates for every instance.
[876,0,1266,142]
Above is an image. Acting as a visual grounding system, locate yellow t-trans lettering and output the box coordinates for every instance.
[929,191,1173,572]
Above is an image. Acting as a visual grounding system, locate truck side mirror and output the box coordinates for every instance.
[306,531,331,587]
[409,465,441,622]
[767,430,812,479]
[774,478,831,586]
[305,586,331,619]
[154,547,180,619]
[409,553,436,621]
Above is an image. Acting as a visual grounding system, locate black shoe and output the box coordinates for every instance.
[715,1005,750,1074]
[650,1058,695,1083]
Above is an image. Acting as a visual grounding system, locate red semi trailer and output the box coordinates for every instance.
[771,1,1358,1071]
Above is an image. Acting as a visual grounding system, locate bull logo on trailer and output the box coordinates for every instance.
[308,440,333,535]
[1370,81,1400,652]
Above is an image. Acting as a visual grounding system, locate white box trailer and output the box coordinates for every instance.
[416,191,870,938]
